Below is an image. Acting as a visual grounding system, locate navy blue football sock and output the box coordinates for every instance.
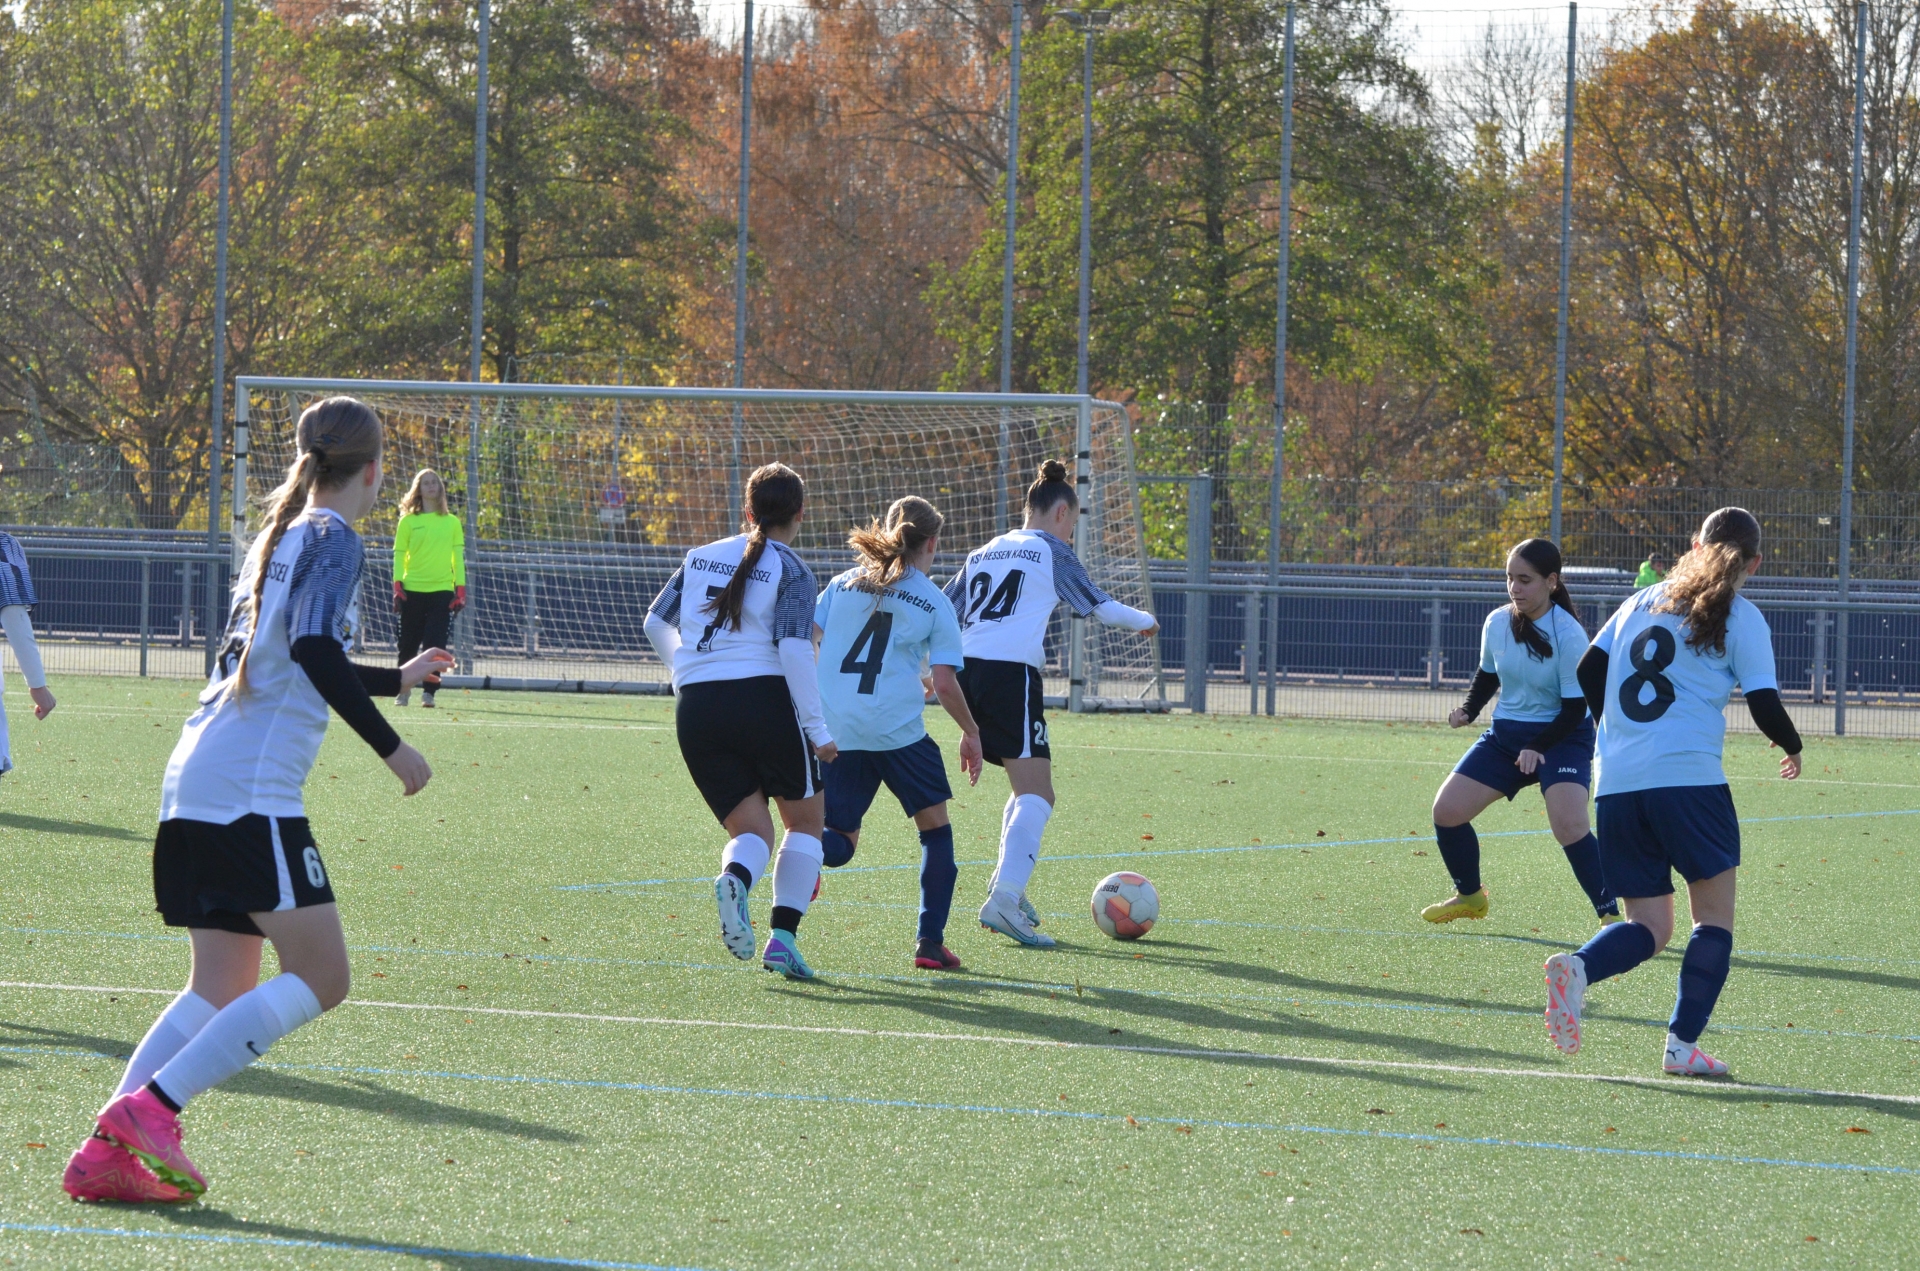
[822,828,857,868]
[1669,924,1733,1044]
[1433,822,1482,896]
[917,825,957,942]
[1572,919,1658,985]
[1560,833,1617,916]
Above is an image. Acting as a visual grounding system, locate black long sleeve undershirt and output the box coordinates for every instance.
[1522,696,1590,755]
[1460,668,1500,722]
[1576,645,1610,724]
[289,634,403,759]
[1743,688,1804,756]
[1573,645,1802,756]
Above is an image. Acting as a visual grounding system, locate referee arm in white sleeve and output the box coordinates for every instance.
[1,605,54,718]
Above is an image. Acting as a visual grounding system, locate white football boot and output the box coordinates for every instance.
[714,873,756,960]
[1543,952,1588,1054]
[986,867,1042,928]
[980,890,1055,948]
[1662,1034,1728,1076]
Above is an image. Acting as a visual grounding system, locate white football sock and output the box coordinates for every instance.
[989,795,1019,889]
[993,794,1053,898]
[115,990,218,1097]
[771,832,825,920]
[149,974,322,1109]
[722,833,771,888]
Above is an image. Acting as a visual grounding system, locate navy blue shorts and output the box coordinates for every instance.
[824,735,954,831]
[1595,784,1741,898]
[1453,717,1594,800]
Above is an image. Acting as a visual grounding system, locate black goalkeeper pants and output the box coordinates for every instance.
[397,589,454,664]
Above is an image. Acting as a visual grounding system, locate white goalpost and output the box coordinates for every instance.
[233,378,1165,711]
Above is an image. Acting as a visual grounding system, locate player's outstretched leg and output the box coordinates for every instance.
[1544,907,1663,1054]
[715,833,770,961]
[1663,923,1733,1075]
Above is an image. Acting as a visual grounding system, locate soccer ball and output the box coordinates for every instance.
[1091,871,1159,941]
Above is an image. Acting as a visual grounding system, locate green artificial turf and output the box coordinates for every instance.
[2,676,1917,1267]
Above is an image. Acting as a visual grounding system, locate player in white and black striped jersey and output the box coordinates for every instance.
[645,463,838,979]
[68,398,452,1205]
[942,460,1157,947]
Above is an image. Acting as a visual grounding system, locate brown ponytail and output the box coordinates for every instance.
[1654,507,1762,654]
[233,397,383,695]
[1024,459,1076,518]
[848,496,945,593]
[706,463,805,632]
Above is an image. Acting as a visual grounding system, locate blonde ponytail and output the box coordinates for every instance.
[848,496,945,593]
[1652,507,1762,654]
[232,397,384,695]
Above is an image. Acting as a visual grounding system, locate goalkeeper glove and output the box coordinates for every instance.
[391,581,405,609]
[450,585,467,613]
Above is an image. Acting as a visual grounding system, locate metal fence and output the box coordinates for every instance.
[8,528,1918,740]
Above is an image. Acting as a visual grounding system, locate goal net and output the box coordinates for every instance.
[233,379,1164,710]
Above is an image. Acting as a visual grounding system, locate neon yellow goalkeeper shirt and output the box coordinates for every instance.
[392,512,466,592]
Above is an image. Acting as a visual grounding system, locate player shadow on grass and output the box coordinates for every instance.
[149,1208,607,1270]
[0,811,148,840]
[1731,956,1920,997]
[0,1019,131,1062]
[770,976,1529,1081]
[1626,1076,1920,1123]
[222,1067,585,1143]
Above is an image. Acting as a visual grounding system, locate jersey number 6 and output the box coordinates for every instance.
[840,610,894,695]
[1619,626,1678,723]
[966,569,1025,624]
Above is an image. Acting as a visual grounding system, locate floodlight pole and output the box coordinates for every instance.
[729,0,756,531]
[1264,0,1295,717]
[1549,2,1576,545]
[1836,0,1867,737]
[206,0,234,675]
[463,0,490,674]
[997,0,1024,532]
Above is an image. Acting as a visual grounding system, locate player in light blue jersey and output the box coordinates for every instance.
[1424,539,1617,927]
[816,497,984,971]
[1544,509,1803,1076]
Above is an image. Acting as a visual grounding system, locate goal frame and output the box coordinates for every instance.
[232,378,1163,712]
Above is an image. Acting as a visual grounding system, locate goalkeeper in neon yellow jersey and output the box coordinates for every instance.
[391,469,465,707]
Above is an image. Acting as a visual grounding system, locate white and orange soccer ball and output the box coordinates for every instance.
[1090,871,1159,941]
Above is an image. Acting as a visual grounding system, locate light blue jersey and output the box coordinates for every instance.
[1481,604,1588,722]
[815,566,965,753]
[1591,584,1778,796]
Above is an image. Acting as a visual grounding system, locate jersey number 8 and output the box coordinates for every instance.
[1619,626,1677,723]
[965,569,1025,624]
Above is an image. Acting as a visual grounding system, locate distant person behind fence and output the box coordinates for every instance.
[391,470,465,708]
[0,532,55,774]
[1635,551,1668,589]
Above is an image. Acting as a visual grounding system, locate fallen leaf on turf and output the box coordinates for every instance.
[455,985,467,990]
[1434,1123,1446,1129]
[1315,830,1326,837]
[1109,1028,1121,1034]
[1260,1170,1276,1176]
[1460,1229,1484,1236]
[445,1158,456,1164]
[1141,833,1154,840]
[1806,1236,1819,1242]
[1125,1116,1139,1127]
[24,1143,44,1149]
[1174,1125,1193,1134]
[1413,850,1427,856]
[1605,1127,1616,1133]
[1366,1108,1387,1115]
[1846,1127,1871,1133]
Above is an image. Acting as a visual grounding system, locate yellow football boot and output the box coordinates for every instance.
[1420,888,1489,924]
[1599,911,1624,927]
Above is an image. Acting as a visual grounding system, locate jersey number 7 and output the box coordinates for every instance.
[840,610,894,694]
[965,569,1025,624]
[696,585,726,652]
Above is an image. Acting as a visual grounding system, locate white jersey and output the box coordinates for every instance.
[1591,584,1780,796]
[941,528,1150,668]
[161,509,365,823]
[648,534,818,690]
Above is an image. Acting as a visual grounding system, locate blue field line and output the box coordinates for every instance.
[0,1221,713,1270]
[12,922,1920,1042]
[7,1050,1914,1180]
[555,806,1920,891]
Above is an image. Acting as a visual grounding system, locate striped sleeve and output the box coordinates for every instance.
[1044,532,1111,618]
[769,543,818,642]
[941,565,968,618]
[0,534,36,608]
[648,567,685,626]
[285,520,366,643]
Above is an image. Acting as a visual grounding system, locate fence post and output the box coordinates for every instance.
[139,556,151,678]
[1186,473,1211,714]
[1811,609,1828,704]
[1068,396,1092,713]
[180,560,194,648]
[1426,594,1446,690]
[524,569,539,658]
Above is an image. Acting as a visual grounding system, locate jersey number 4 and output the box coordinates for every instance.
[1619,626,1677,722]
[965,569,1025,624]
[840,611,894,695]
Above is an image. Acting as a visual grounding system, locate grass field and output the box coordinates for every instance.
[2,676,1917,1268]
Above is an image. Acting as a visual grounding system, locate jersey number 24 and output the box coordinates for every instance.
[965,569,1024,624]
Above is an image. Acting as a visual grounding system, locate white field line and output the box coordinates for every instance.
[7,978,1919,1108]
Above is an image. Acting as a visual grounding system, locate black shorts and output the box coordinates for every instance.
[957,658,1048,765]
[676,675,822,821]
[824,735,955,831]
[153,815,335,936]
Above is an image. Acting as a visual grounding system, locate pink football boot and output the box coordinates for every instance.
[96,1087,207,1198]
[63,1133,188,1203]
